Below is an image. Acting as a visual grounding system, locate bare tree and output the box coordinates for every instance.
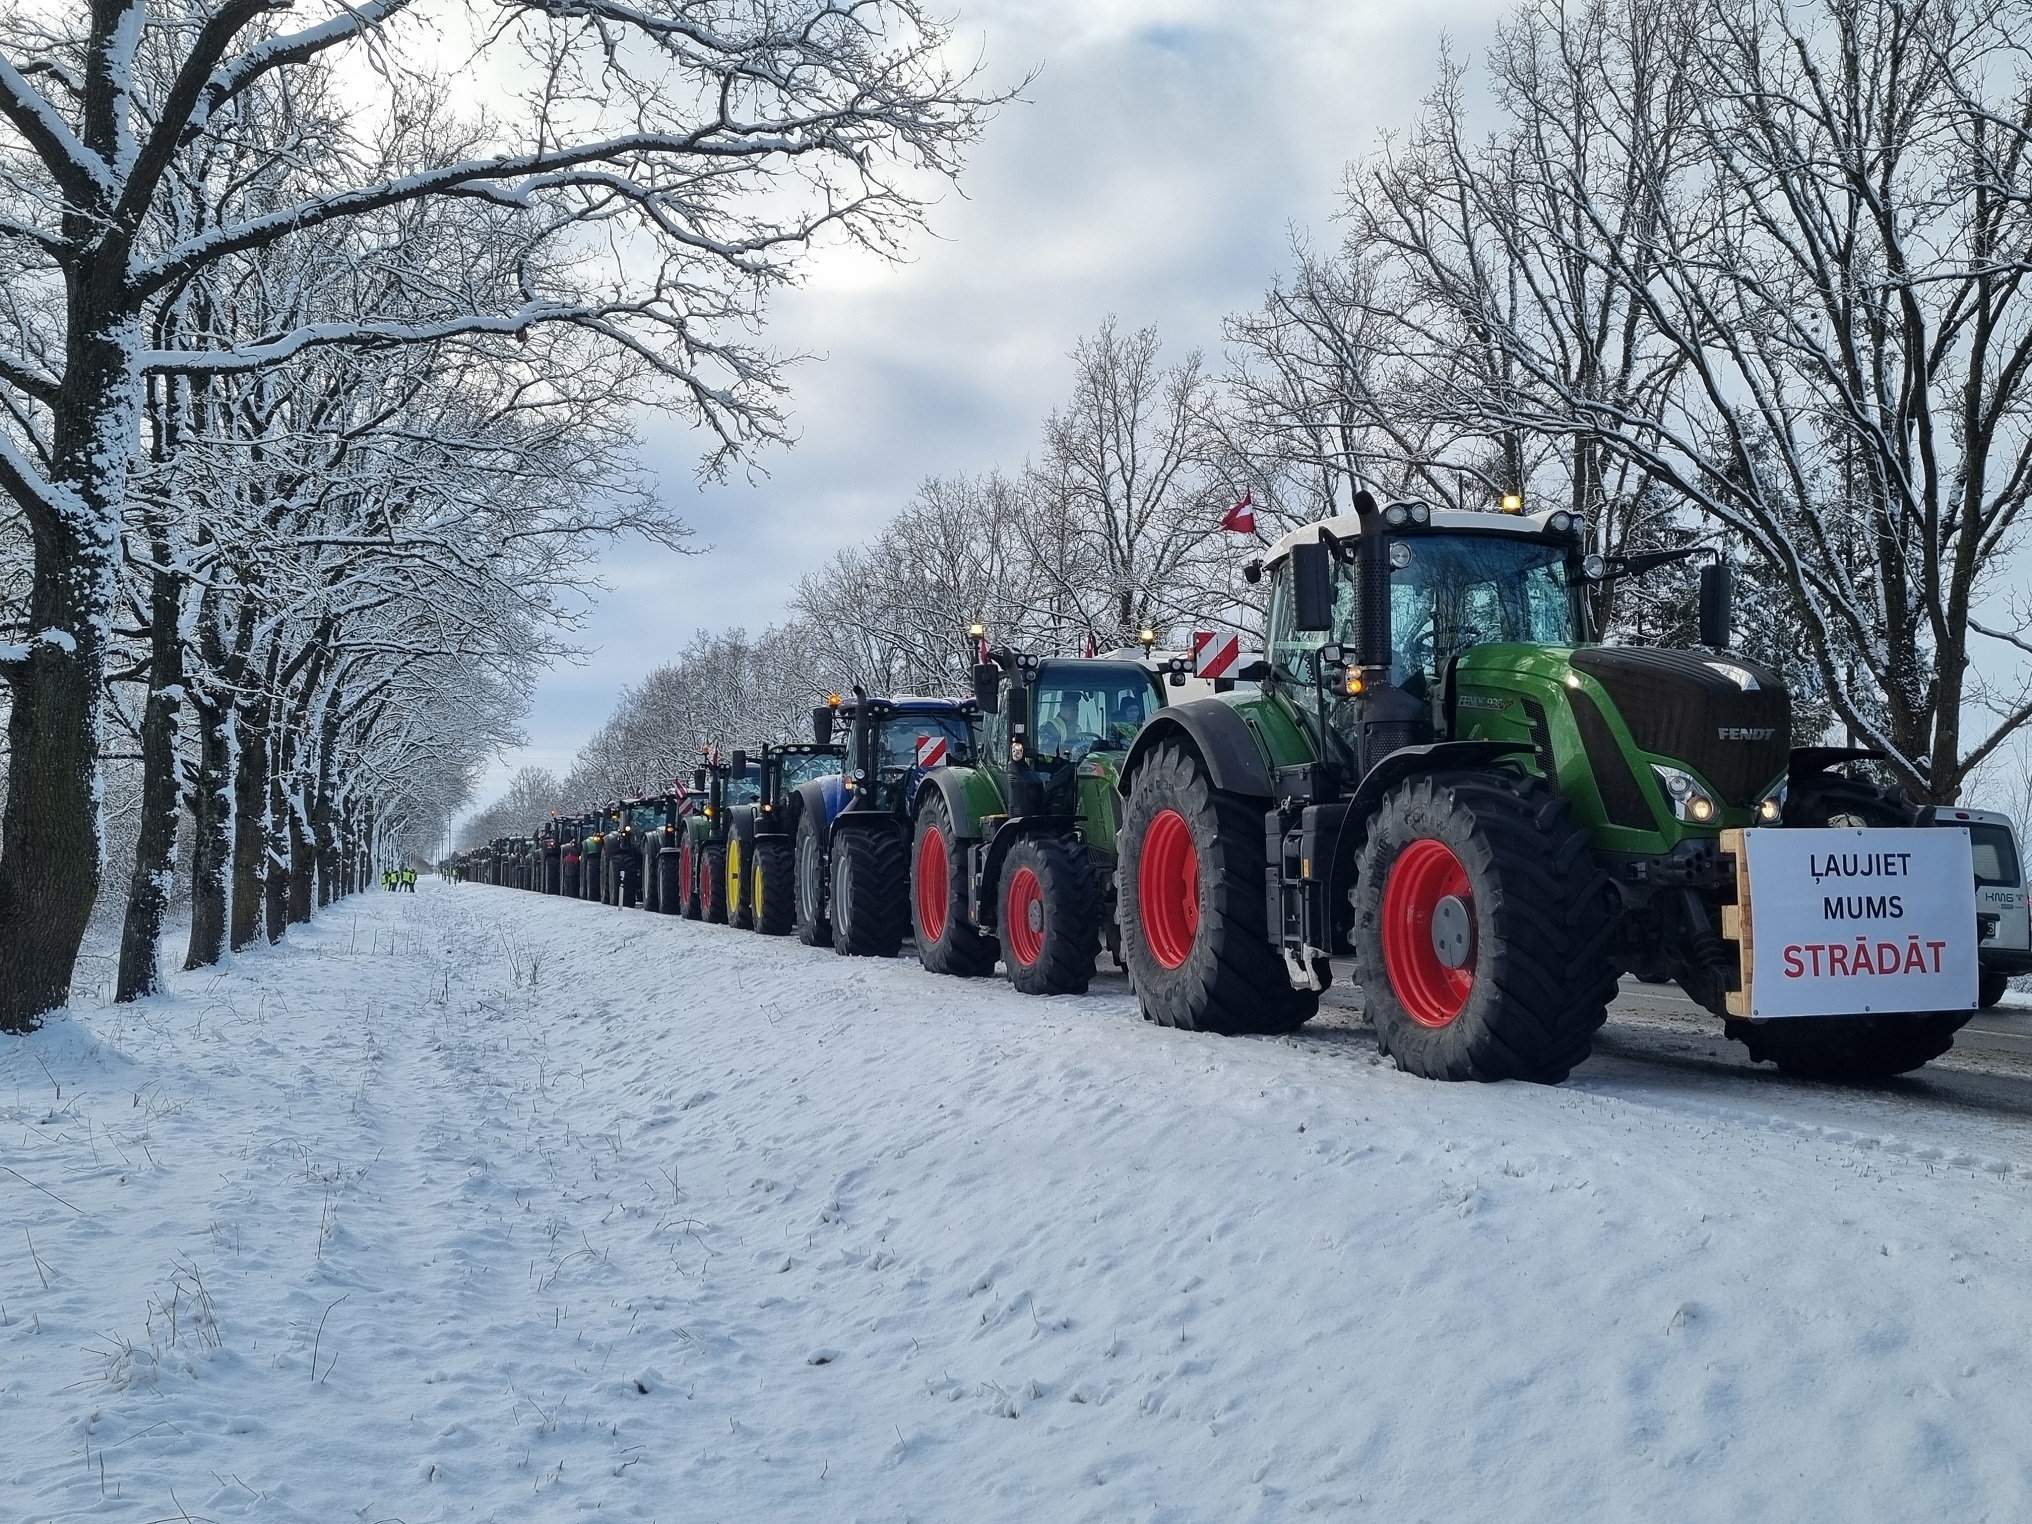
[0,0,995,1030]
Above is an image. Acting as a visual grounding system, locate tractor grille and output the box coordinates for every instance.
[1568,688,1656,831]
[1568,647,1789,806]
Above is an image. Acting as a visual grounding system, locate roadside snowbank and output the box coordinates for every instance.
[5,882,2031,1522]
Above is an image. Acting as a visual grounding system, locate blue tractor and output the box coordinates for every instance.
[790,691,978,955]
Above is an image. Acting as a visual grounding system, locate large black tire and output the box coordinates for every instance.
[1353,770,1617,1084]
[580,855,600,901]
[655,848,683,916]
[794,812,834,947]
[1725,769,1970,1079]
[1117,740,1317,1034]
[999,833,1101,996]
[1981,967,2010,1009]
[831,823,908,958]
[700,841,728,925]
[912,795,996,977]
[726,825,755,931]
[752,840,795,936]
[678,838,702,920]
[560,855,580,900]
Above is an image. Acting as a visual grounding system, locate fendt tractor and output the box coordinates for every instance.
[724,738,846,935]
[909,649,1171,994]
[1113,490,1984,1083]
[678,751,763,924]
[790,691,977,956]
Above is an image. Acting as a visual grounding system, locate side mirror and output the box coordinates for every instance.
[1291,541,1335,631]
[1241,558,1263,585]
[1697,561,1734,650]
[730,748,748,774]
[811,706,834,747]
[973,663,1002,714]
[692,768,708,793]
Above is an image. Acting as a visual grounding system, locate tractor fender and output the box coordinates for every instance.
[1120,701,1276,799]
[915,766,992,840]
[1325,740,1536,893]
[795,776,849,841]
[974,815,1082,933]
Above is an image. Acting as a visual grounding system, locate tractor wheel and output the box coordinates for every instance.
[794,813,833,947]
[727,831,754,931]
[656,848,683,916]
[560,856,580,900]
[831,825,907,958]
[580,859,598,901]
[1117,740,1317,1034]
[1352,770,1617,1084]
[913,796,996,977]
[700,841,728,925]
[679,840,702,919]
[752,841,795,936]
[1981,967,2010,1009]
[1725,769,1970,1079]
[999,834,1101,996]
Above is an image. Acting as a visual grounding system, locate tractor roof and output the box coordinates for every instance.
[1262,505,1568,568]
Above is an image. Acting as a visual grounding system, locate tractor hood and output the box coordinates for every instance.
[1566,646,1789,806]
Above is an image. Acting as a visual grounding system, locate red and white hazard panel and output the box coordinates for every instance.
[1193,630,1241,679]
[915,734,949,768]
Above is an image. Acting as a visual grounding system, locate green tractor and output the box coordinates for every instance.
[910,651,1170,993]
[725,739,845,935]
[1114,492,1972,1082]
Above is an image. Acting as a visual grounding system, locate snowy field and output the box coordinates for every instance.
[6,882,2032,1523]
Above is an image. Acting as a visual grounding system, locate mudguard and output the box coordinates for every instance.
[1325,740,1536,892]
[974,815,1080,932]
[1120,700,1276,799]
[795,775,851,839]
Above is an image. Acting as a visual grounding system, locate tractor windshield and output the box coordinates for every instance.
[1033,670,1162,763]
[777,751,841,791]
[1389,535,1579,695]
[1268,532,1582,698]
[877,715,971,774]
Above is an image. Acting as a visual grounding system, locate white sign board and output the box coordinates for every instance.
[1740,828,1977,1018]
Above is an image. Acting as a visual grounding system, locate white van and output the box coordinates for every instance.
[1927,806,2031,1007]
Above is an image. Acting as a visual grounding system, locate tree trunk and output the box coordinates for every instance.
[264,738,288,942]
[115,553,185,1002]
[231,688,273,952]
[184,682,234,970]
[287,788,315,925]
[0,306,138,1031]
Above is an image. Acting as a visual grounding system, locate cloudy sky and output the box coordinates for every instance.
[474,0,1511,807]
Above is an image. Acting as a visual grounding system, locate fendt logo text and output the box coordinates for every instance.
[1718,726,1777,741]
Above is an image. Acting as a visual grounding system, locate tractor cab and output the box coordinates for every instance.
[981,655,1162,815]
[839,695,975,817]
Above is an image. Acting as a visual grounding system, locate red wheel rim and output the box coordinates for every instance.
[1381,838,1475,1027]
[702,856,716,916]
[916,825,949,943]
[1005,865,1045,967]
[1139,809,1200,970]
[679,845,692,901]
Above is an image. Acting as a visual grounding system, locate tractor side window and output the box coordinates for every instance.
[779,753,840,790]
[1266,557,1359,686]
[725,765,762,806]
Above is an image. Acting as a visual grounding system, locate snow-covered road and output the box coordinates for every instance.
[6,880,2032,1522]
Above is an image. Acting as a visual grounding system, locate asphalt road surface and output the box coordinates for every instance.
[1089,963,2032,1131]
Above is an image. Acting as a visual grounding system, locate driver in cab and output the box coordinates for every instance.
[1036,694,1086,759]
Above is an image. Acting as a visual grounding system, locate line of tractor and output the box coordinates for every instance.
[450,494,2032,1085]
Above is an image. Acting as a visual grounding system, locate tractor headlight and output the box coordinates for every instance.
[1755,779,1787,824]
[1548,510,1575,535]
[1652,764,1718,824]
[1406,501,1430,525]
[1384,504,1409,526]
